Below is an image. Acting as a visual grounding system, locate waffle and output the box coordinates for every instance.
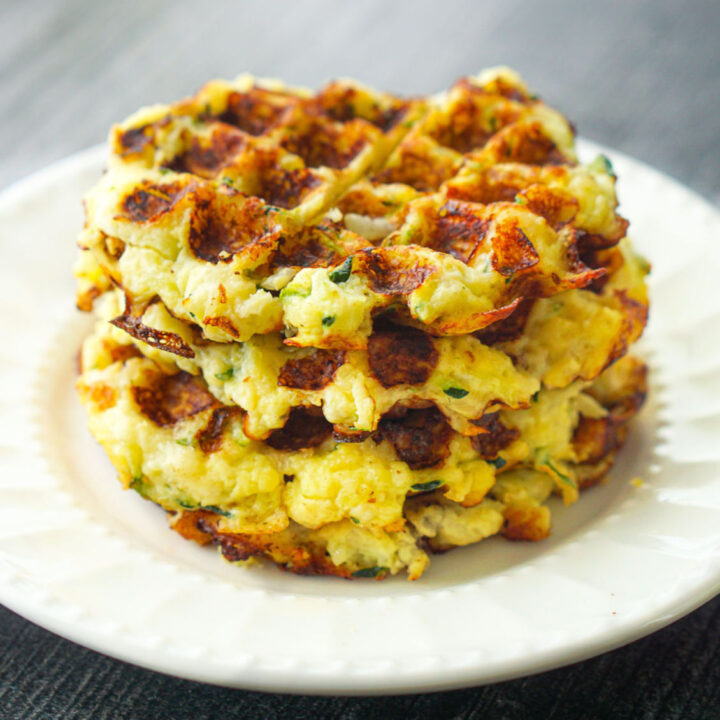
[76,68,627,346]
[93,233,644,440]
[75,67,650,579]
[78,318,646,578]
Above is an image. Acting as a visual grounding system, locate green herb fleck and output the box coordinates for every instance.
[544,458,575,486]
[413,300,427,316]
[487,457,507,470]
[159,167,170,175]
[322,315,336,327]
[350,516,361,525]
[531,390,540,402]
[215,368,234,381]
[204,504,232,517]
[514,194,527,205]
[221,176,234,187]
[188,311,197,320]
[280,287,311,299]
[546,459,574,486]
[598,154,616,178]
[443,386,469,399]
[130,476,152,500]
[175,438,194,447]
[352,566,388,579]
[535,449,576,488]
[176,495,231,516]
[411,479,444,492]
[328,256,352,284]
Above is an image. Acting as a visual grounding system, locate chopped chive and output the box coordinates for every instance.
[280,287,311,299]
[535,449,576,488]
[487,457,506,469]
[352,566,388,578]
[598,154,616,178]
[328,257,352,283]
[130,476,151,500]
[514,194,527,205]
[204,504,232,517]
[411,479,443,492]
[215,368,234,381]
[443,386,469,399]
[322,315,336,327]
[350,516,360,525]
[545,458,575,487]
[175,498,230,517]
[175,438,194,447]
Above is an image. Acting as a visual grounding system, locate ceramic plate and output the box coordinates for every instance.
[1,141,719,695]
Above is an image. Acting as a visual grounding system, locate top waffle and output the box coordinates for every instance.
[76,68,629,348]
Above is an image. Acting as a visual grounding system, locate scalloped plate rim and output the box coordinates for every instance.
[0,140,719,694]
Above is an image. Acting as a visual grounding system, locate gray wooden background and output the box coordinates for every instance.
[1,0,719,718]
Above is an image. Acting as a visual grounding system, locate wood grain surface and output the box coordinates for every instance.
[1,1,719,718]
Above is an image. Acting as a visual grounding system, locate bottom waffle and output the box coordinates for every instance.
[76,313,646,580]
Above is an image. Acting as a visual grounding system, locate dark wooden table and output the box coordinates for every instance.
[1,1,719,717]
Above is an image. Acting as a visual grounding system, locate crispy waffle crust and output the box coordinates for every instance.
[75,67,650,579]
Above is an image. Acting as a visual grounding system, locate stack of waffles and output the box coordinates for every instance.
[74,68,649,580]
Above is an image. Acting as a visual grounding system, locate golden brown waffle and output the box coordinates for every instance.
[75,67,650,580]
[76,68,628,346]
[77,319,647,578]
[91,232,645,441]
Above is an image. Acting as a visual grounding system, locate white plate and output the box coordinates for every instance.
[1,141,719,695]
